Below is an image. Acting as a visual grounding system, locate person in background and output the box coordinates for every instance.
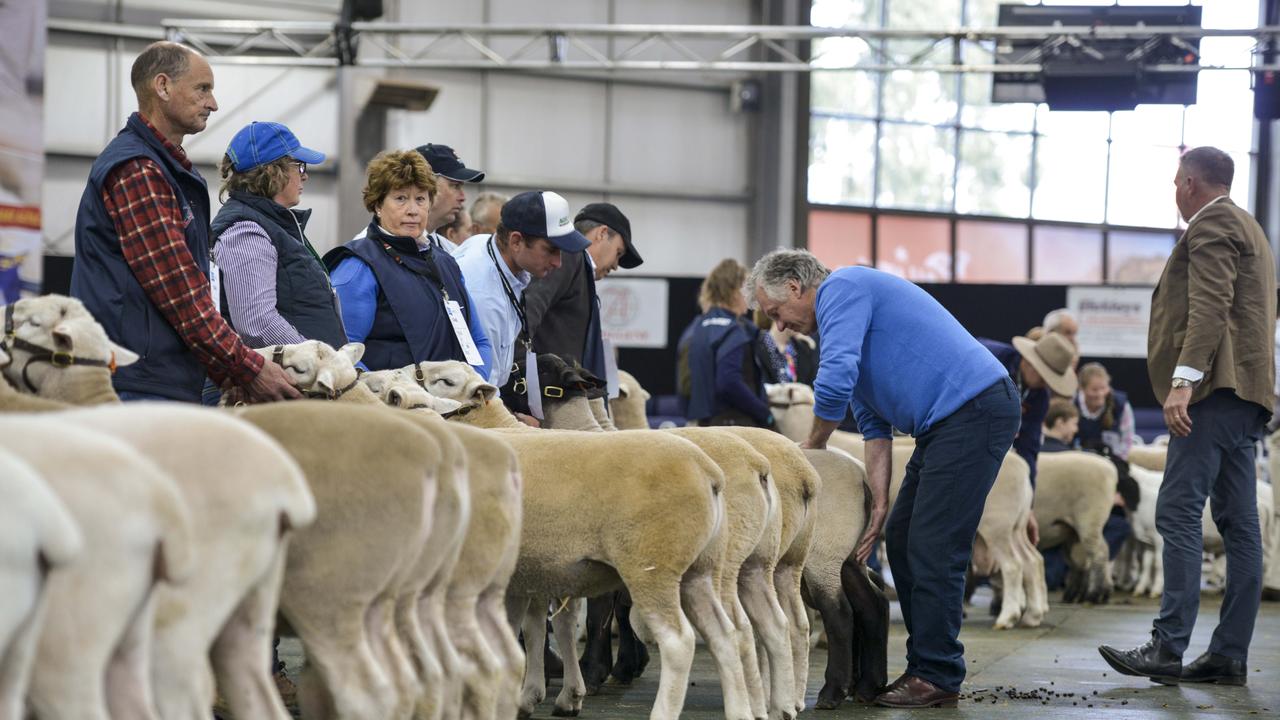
[1100,146,1275,687]
[211,121,345,351]
[1074,362,1136,461]
[1043,308,1080,349]
[980,331,1079,546]
[324,150,492,375]
[685,259,774,429]
[470,191,508,237]
[523,202,643,384]
[454,190,588,403]
[755,310,819,386]
[418,143,485,255]
[440,207,473,248]
[1041,398,1080,453]
[71,41,298,404]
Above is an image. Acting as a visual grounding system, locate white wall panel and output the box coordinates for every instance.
[485,74,606,184]
[386,70,485,162]
[610,196,748,277]
[44,44,113,154]
[609,84,748,194]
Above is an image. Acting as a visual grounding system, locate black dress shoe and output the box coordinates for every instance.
[1182,652,1246,686]
[1098,632,1181,685]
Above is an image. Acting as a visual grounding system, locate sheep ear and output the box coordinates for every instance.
[109,341,140,367]
[315,368,335,395]
[618,384,630,399]
[387,388,405,407]
[642,388,651,401]
[472,382,498,404]
[51,327,74,352]
[435,397,462,413]
[339,342,365,365]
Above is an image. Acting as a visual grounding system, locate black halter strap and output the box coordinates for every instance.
[2,304,116,393]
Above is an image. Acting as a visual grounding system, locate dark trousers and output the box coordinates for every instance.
[885,377,1020,692]
[1154,389,1266,662]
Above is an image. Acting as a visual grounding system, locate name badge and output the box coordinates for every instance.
[525,348,543,419]
[444,300,484,366]
[603,338,620,399]
[209,258,221,308]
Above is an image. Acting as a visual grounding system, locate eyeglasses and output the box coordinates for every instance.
[290,161,307,175]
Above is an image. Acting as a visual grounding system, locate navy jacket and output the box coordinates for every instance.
[211,191,346,349]
[980,338,1048,485]
[1076,389,1130,452]
[686,307,771,425]
[523,252,607,381]
[323,223,475,371]
[71,112,211,402]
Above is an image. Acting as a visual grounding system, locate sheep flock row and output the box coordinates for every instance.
[1,293,1276,720]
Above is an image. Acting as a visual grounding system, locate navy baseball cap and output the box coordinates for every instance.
[501,191,590,252]
[226,122,325,172]
[574,202,642,269]
[416,143,486,182]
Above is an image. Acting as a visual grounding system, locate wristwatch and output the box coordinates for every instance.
[1171,378,1193,389]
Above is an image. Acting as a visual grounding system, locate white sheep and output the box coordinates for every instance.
[0,418,193,720]
[0,448,82,720]
[1033,452,1118,604]
[765,382,816,443]
[407,360,745,720]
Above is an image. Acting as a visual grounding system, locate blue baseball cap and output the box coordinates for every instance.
[226,121,325,172]
[501,191,590,252]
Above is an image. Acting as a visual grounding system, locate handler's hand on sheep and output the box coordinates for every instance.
[245,361,303,402]
[855,437,893,564]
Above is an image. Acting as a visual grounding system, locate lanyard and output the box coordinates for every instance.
[379,238,451,303]
[487,238,529,342]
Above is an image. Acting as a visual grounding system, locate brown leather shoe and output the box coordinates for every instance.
[874,675,959,708]
[855,672,911,704]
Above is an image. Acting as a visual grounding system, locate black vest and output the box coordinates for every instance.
[71,113,211,402]
[1077,389,1130,454]
[210,191,346,349]
[323,223,472,371]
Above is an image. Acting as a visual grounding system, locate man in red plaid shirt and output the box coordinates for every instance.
[72,42,298,403]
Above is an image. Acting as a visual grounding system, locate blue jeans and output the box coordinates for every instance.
[885,377,1021,693]
[1154,389,1266,662]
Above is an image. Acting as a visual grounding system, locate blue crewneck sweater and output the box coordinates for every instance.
[813,266,1007,439]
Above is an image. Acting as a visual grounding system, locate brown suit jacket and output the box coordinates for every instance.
[1148,198,1277,411]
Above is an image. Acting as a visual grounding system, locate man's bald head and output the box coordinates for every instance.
[129,42,218,142]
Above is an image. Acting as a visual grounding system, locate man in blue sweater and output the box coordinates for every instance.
[748,250,1020,708]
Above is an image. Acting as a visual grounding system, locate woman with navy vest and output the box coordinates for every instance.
[1074,362,1136,461]
[323,151,492,374]
[685,259,775,429]
[210,122,346,350]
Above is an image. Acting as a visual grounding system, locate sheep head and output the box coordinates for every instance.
[258,341,363,399]
[3,295,138,398]
[404,360,497,408]
[765,382,816,443]
[358,369,462,414]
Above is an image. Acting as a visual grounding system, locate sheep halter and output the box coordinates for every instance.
[267,344,359,400]
[2,304,116,393]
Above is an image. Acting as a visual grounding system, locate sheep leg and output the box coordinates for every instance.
[422,590,465,720]
[446,592,502,720]
[841,559,889,703]
[364,593,418,720]
[993,548,1026,630]
[0,572,44,720]
[479,590,525,720]
[283,600,396,720]
[580,593,614,694]
[738,564,794,720]
[398,590,444,720]
[801,576,853,710]
[1015,533,1048,628]
[1151,536,1165,597]
[728,591,768,720]
[612,590,650,684]
[210,544,293,720]
[551,598,587,716]
[517,599,549,718]
[102,588,161,720]
[681,571,753,720]
[624,577,696,720]
[774,563,810,716]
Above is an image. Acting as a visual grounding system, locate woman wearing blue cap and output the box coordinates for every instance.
[210,121,346,351]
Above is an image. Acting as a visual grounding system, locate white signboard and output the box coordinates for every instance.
[1067,286,1153,358]
[598,277,668,349]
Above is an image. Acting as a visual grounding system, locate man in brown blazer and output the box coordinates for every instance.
[1100,147,1276,687]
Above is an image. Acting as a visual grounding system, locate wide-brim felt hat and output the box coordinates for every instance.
[1012,332,1078,396]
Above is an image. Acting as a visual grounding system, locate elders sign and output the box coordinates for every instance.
[1067,286,1151,359]
[597,277,668,349]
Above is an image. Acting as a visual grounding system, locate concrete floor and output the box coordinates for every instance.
[278,590,1279,718]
